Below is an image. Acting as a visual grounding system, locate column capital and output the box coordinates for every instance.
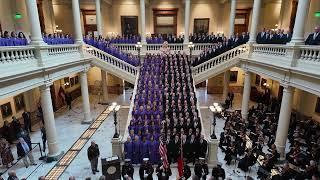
[39,81,53,91]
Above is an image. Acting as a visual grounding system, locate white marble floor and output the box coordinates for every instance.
[1,88,262,179]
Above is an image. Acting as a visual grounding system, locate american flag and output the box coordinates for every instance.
[159,136,169,169]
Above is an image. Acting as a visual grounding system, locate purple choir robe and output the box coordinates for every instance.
[124,141,133,160]
[149,140,160,164]
[133,140,141,164]
[141,140,150,159]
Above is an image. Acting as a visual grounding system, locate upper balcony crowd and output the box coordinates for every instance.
[84,35,140,67]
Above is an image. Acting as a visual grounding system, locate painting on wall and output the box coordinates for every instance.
[1,102,12,118]
[14,94,25,111]
[194,18,209,34]
[229,71,238,82]
[75,75,79,84]
[70,77,75,87]
[64,77,70,89]
[255,74,261,85]
[121,16,138,36]
[261,78,267,86]
[315,97,320,113]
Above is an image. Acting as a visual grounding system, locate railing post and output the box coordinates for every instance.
[34,46,49,67]
[285,45,301,67]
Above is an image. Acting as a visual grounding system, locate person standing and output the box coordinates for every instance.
[65,93,72,110]
[0,138,14,168]
[16,137,37,168]
[156,162,172,180]
[41,126,47,152]
[22,110,32,132]
[11,116,21,138]
[87,141,100,174]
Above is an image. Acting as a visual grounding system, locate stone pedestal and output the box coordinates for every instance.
[111,137,123,159]
[207,138,219,167]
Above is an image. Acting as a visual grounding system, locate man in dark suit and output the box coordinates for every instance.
[194,158,209,180]
[122,159,134,180]
[16,137,36,168]
[22,110,32,132]
[256,28,266,44]
[305,26,320,45]
[87,141,100,174]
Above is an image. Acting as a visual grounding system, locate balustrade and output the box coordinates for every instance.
[84,45,138,76]
[193,44,249,75]
[252,44,287,56]
[0,46,36,63]
[299,46,320,62]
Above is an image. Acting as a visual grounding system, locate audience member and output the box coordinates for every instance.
[0,138,14,168]
[16,137,37,168]
[87,141,100,174]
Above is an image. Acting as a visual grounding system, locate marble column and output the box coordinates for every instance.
[241,71,251,120]
[72,0,83,43]
[184,0,191,44]
[139,0,146,44]
[80,71,92,124]
[229,0,237,37]
[222,70,230,101]
[40,84,61,158]
[248,0,262,43]
[95,0,103,36]
[101,70,108,102]
[290,0,311,44]
[25,0,46,45]
[275,86,293,159]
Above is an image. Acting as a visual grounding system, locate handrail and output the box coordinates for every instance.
[0,46,36,63]
[192,44,249,75]
[122,72,140,143]
[83,44,138,76]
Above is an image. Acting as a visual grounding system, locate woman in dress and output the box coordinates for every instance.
[0,138,14,168]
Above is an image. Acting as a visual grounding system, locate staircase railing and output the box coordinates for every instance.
[83,44,138,78]
[192,44,249,75]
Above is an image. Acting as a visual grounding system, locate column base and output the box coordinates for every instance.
[207,138,219,167]
[81,118,93,124]
[275,143,286,160]
[46,151,64,162]
[241,112,248,120]
[112,137,123,159]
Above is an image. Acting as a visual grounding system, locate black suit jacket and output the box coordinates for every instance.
[17,139,32,157]
[305,33,320,45]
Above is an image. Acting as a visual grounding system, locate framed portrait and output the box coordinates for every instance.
[121,16,138,36]
[255,74,261,86]
[75,76,79,84]
[64,77,70,89]
[1,102,12,118]
[194,18,209,34]
[229,71,238,82]
[14,94,25,111]
[315,97,320,113]
[261,78,267,86]
[70,77,75,87]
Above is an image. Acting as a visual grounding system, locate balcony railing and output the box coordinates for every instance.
[112,43,215,55]
[0,44,84,78]
[84,44,138,76]
[192,44,249,75]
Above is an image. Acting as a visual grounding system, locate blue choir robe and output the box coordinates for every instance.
[124,141,133,160]
[141,140,150,158]
[133,140,141,164]
[149,140,160,164]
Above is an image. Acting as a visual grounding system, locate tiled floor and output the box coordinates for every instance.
[0,88,262,179]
